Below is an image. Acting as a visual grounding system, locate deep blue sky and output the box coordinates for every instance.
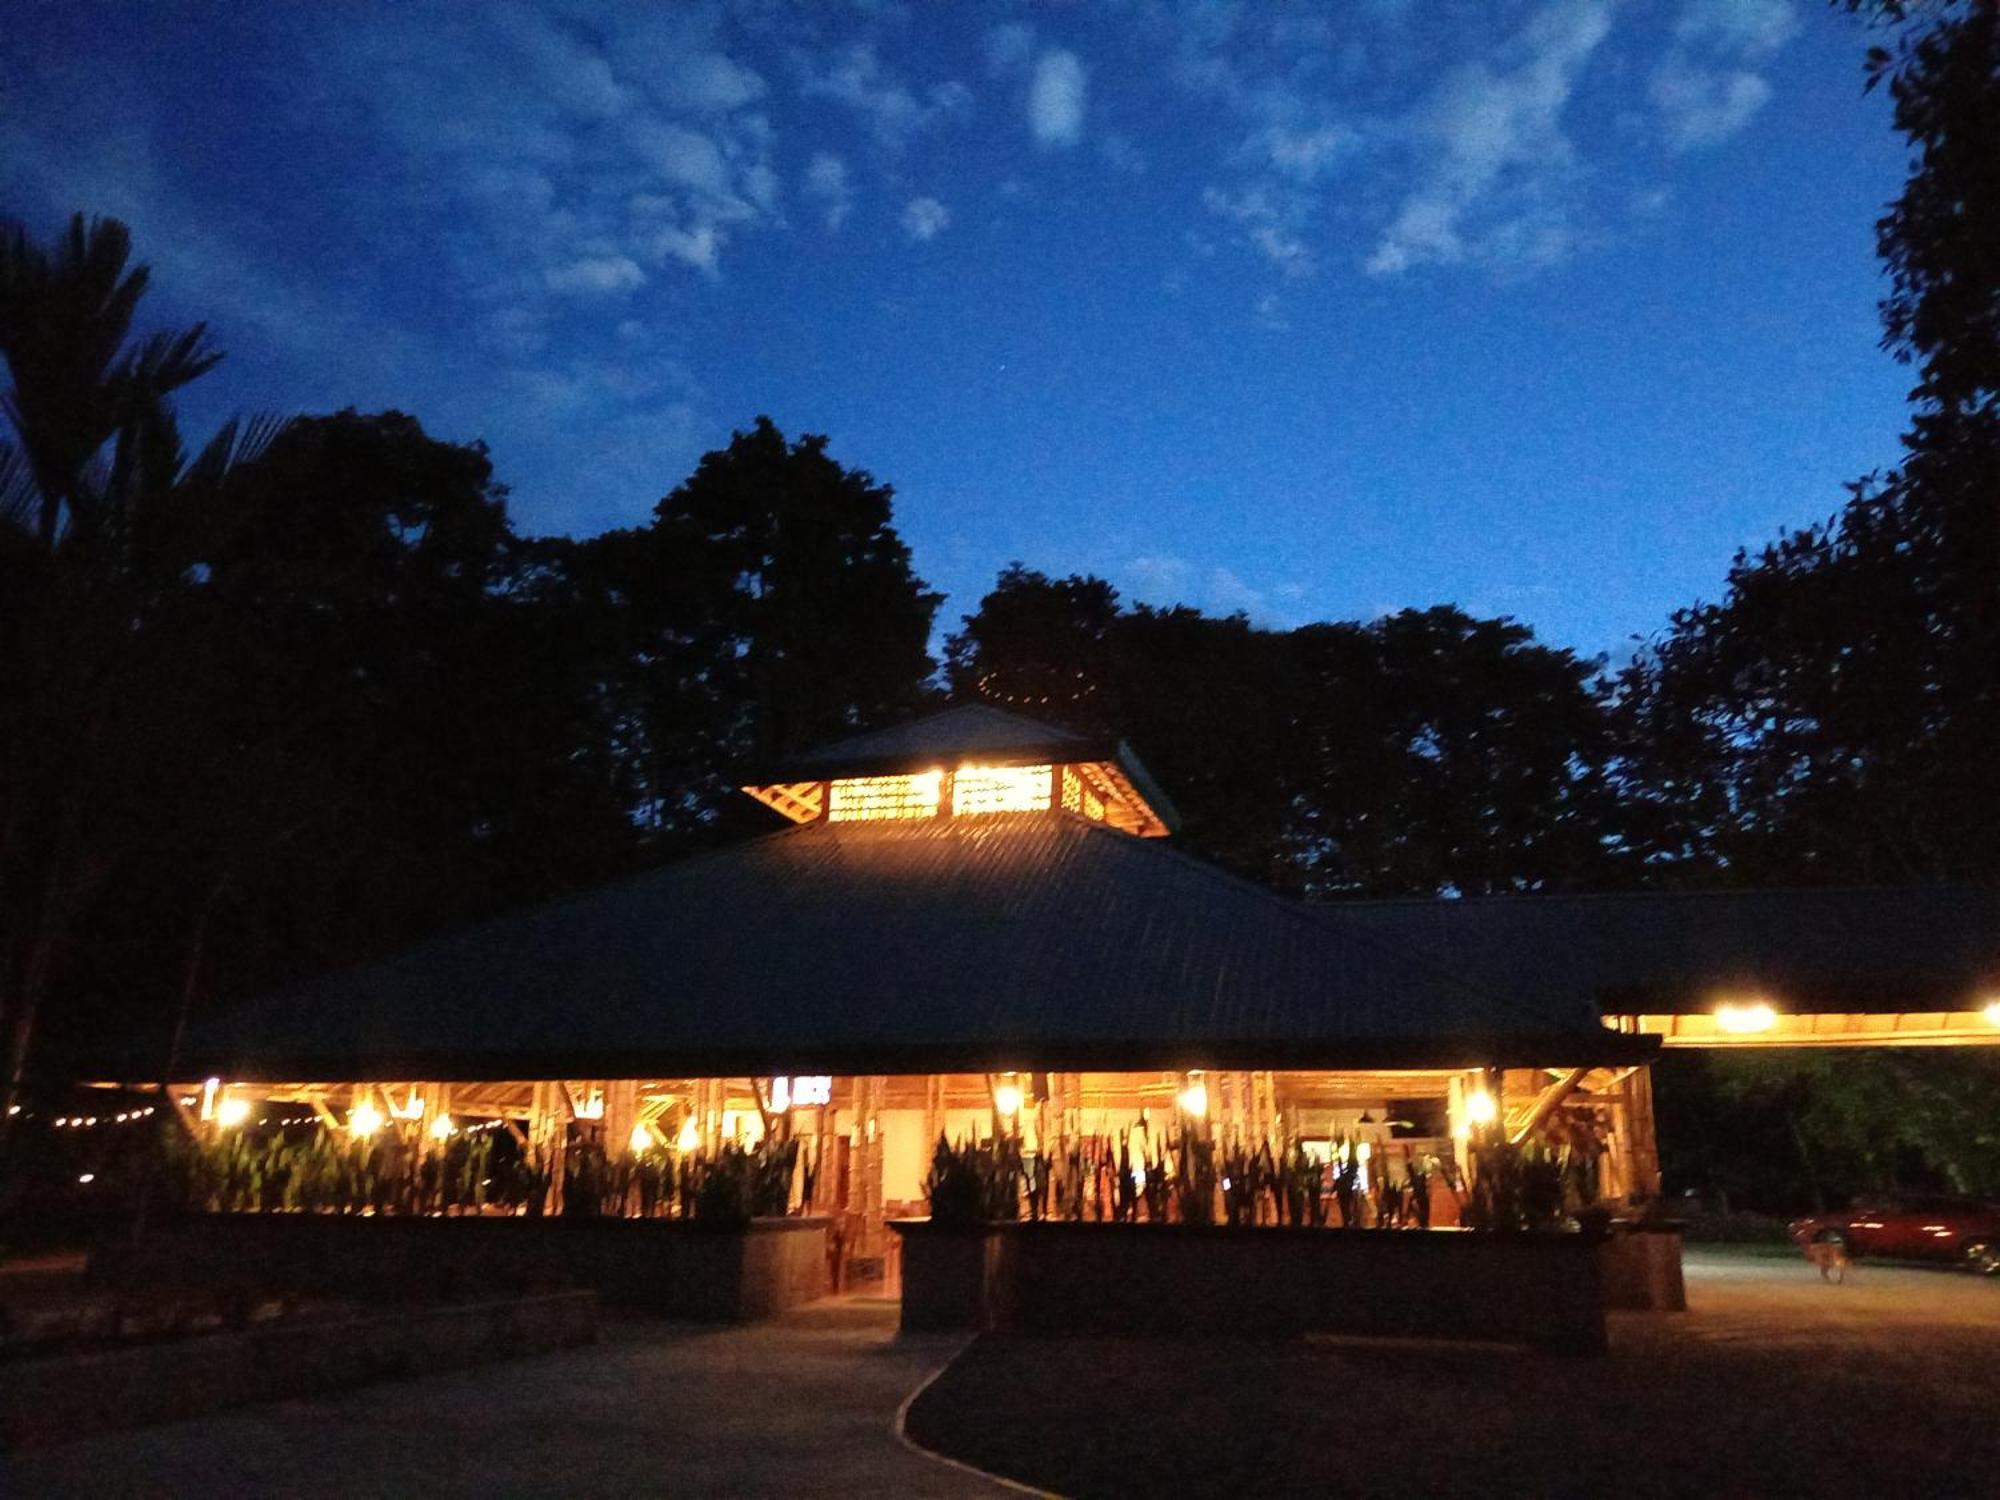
[2,0,1913,660]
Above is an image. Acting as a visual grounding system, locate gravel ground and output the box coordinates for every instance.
[902,1248,2000,1499]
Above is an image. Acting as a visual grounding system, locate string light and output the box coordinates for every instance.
[349,1102,385,1138]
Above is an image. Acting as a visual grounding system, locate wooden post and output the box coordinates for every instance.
[1626,1065,1662,1205]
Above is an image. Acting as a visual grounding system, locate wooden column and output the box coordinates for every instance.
[1626,1065,1662,1205]
[857,1075,885,1253]
[604,1079,638,1160]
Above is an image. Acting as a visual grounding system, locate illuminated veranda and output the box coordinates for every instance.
[169,1064,1663,1244]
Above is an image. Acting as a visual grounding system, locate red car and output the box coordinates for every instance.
[1791,1194,2000,1274]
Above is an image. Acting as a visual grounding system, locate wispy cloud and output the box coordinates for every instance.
[902,195,951,241]
[1366,0,1615,277]
[1028,50,1087,148]
[799,42,972,152]
[1650,0,1797,151]
[545,254,646,295]
[803,152,854,229]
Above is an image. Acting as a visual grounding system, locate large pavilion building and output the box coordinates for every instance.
[164,705,1665,1257]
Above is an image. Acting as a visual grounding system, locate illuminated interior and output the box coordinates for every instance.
[158,1064,1657,1226]
[745,758,1170,836]
[951,764,1053,815]
[826,771,943,821]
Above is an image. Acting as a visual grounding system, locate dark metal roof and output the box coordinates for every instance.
[1324,887,2000,1014]
[180,815,1648,1082]
[749,704,1183,832]
[781,704,1100,770]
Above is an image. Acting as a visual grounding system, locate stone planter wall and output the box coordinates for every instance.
[893,1224,1013,1332]
[0,1291,596,1451]
[893,1221,1610,1354]
[91,1214,830,1322]
[1597,1222,1687,1311]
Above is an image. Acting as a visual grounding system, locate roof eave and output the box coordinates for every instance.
[168,1030,1658,1085]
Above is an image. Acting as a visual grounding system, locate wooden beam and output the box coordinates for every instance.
[1508,1066,1590,1146]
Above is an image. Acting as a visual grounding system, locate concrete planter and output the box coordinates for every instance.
[0,1291,595,1450]
[1597,1220,1687,1311]
[891,1223,1013,1332]
[893,1221,1610,1354]
[91,1214,830,1322]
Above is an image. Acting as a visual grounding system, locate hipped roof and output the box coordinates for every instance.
[179,814,1650,1083]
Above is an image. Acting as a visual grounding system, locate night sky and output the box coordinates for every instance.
[1,1,1913,659]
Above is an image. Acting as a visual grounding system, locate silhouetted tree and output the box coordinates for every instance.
[0,213,254,1131]
[1617,2,1999,884]
[580,416,941,844]
[947,569,1622,894]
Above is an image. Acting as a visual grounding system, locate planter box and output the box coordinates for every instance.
[90,1214,830,1323]
[893,1221,1609,1355]
[893,1224,1012,1332]
[1597,1221,1687,1312]
[0,1291,595,1451]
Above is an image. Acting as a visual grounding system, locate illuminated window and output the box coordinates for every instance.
[826,771,942,821]
[952,764,1053,816]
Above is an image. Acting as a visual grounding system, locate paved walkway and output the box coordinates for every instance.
[3,1298,1018,1499]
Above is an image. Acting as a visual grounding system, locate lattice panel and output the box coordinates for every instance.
[742,781,825,824]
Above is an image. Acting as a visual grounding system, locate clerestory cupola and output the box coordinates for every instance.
[740,704,1178,837]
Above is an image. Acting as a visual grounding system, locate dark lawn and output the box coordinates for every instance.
[903,1249,2000,1499]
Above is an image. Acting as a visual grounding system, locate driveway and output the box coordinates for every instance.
[2,1298,1020,1499]
[902,1247,2000,1498]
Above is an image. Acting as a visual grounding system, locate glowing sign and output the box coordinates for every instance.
[789,1075,833,1107]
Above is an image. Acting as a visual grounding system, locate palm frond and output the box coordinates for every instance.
[0,438,38,536]
[119,323,223,405]
[181,411,293,493]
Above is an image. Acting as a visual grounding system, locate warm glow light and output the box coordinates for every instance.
[214,1096,252,1129]
[993,1082,1024,1117]
[199,1077,221,1121]
[792,1076,833,1107]
[575,1091,605,1121]
[1983,1000,2000,1027]
[952,763,1053,816]
[1177,1081,1209,1118]
[349,1102,385,1138]
[429,1114,456,1141]
[827,770,943,821]
[1465,1090,1498,1127]
[1357,1141,1372,1162]
[1715,1001,1778,1034]
[768,1076,792,1114]
[676,1117,701,1152]
[629,1123,656,1154]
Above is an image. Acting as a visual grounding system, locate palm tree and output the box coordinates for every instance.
[0,213,221,551]
[0,213,280,1143]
